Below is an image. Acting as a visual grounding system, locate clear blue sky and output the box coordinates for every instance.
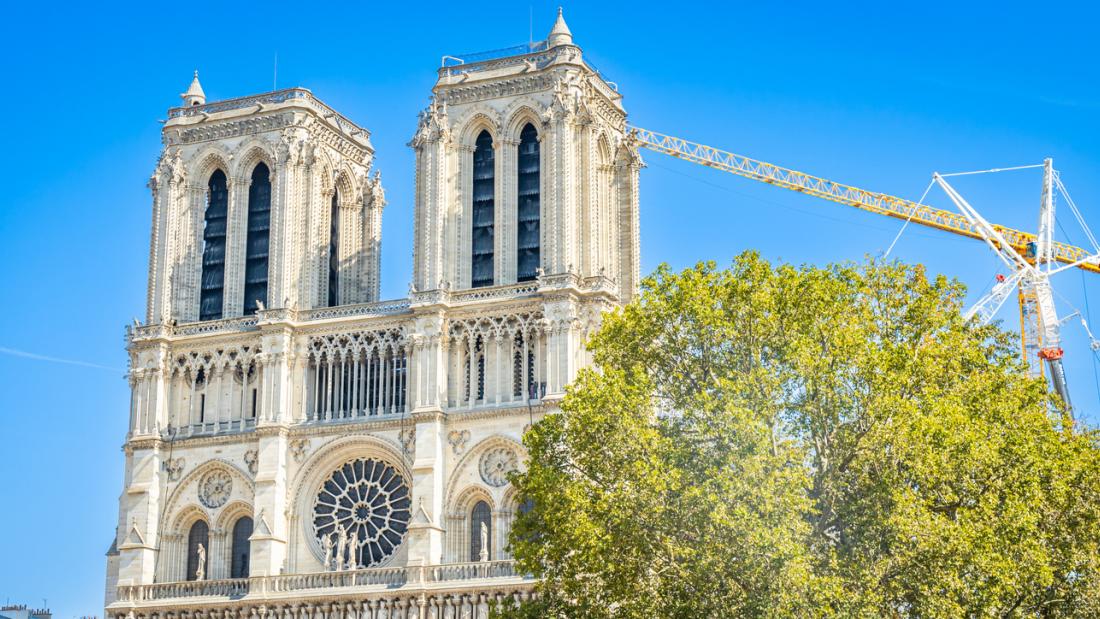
[1,1,1098,615]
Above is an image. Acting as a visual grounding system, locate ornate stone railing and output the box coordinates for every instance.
[129,315,260,341]
[295,299,412,322]
[166,88,369,140]
[438,47,559,79]
[426,561,519,582]
[437,39,617,93]
[166,418,256,440]
[176,316,261,336]
[121,577,250,601]
[442,41,548,67]
[264,565,409,592]
[116,561,525,603]
[448,283,540,304]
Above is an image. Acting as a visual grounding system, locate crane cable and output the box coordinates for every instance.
[882,180,935,259]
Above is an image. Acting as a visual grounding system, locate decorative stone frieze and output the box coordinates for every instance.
[109,10,631,618]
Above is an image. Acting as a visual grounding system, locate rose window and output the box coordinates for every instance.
[198,469,232,509]
[313,458,411,568]
[479,447,518,487]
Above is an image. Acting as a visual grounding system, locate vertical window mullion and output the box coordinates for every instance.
[471,131,495,288]
[243,163,271,315]
[200,171,229,321]
[516,124,540,282]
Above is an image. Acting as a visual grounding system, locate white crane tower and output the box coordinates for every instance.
[630,129,1099,414]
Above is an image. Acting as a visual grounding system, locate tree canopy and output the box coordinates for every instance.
[501,253,1100,618]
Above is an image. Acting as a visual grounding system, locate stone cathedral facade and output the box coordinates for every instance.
[105,11,642,619]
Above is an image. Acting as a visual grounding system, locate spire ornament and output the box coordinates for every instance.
[547,7,574,47]
[181,70,206,107]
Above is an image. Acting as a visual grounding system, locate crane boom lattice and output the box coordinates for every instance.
[629,127,1100,274]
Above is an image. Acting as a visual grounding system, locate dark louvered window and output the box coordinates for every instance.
[230,516,253,578]
[200,171,228,321]
[470,500,492,561]
[471,131,495,288]
[517,124,540,282]
[328,189,339,307]
[186,520,209,581]
[243,163,271,315]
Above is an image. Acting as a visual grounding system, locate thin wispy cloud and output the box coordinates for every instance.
[0,346,123,373]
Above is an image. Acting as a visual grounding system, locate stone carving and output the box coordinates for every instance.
[479,522,489,562]
[479,447,519,487]
[335,526,348,572]
[195,543,206,580]
[313,458,411,568]
[321,533,334,571]
[197,469,232,509]
[399,427,416,456]
[290,439,309,463]
[165,457,185,482]
[448,429,471,454]
[244,450,258,475]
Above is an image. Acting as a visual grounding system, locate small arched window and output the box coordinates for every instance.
[200,171,228,321]
[517,123,540,282]
[243,163,271,315]
[470,500,492,561]
[186,520,210,581]
[328,189,339,307]
[230,516,253,578]
[471,130,495,288]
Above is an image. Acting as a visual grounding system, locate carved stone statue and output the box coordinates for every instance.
[335,527,348,571]
[195,543,206,580]
[479,522,489,562]
[346,532,359,570]
[321,532,334,571]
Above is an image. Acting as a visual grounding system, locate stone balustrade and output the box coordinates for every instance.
[115,561,524,603]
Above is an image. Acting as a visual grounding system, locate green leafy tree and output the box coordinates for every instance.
[499,253,1100,618]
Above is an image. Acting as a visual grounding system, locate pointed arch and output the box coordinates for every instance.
[328,185,340,306]
[243,162,271,314]
[455,104,502,148]
[200,169,228,320]
[517,122,541,282]
[187,146,232,183]
[186,519,210,581]
[502,98,544,138]
[471,129,496,288]
[232,140,276,182]
[230,515,253,578]
[470,500,492,561]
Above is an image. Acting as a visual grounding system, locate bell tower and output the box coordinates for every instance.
[410,9,642,302]
[147,77,385,326]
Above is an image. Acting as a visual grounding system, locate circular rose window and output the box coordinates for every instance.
[313,458,411,568]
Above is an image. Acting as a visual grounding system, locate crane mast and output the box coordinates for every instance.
[630,129,1094,410]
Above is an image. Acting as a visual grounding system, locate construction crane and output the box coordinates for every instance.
[629,127,1099,411]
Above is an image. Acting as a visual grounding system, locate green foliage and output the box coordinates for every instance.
[501,252,1100,618]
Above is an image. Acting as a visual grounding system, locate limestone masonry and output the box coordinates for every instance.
[106,10,641,618]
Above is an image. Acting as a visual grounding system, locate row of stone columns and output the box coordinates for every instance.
[447,330,544,408]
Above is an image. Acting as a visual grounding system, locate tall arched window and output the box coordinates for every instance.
[470,500,492,561]
[471,130,495,288]
[517,123,540,282]
[243,163,271,315]
[230,516,253,578]
[186,520,210,581]
[328,189,339,307]
[200,171,228,321]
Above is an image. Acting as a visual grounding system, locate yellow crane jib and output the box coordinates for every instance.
[627,127,1100,275]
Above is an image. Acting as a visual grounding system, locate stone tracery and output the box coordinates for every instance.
[113,9,634,614]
